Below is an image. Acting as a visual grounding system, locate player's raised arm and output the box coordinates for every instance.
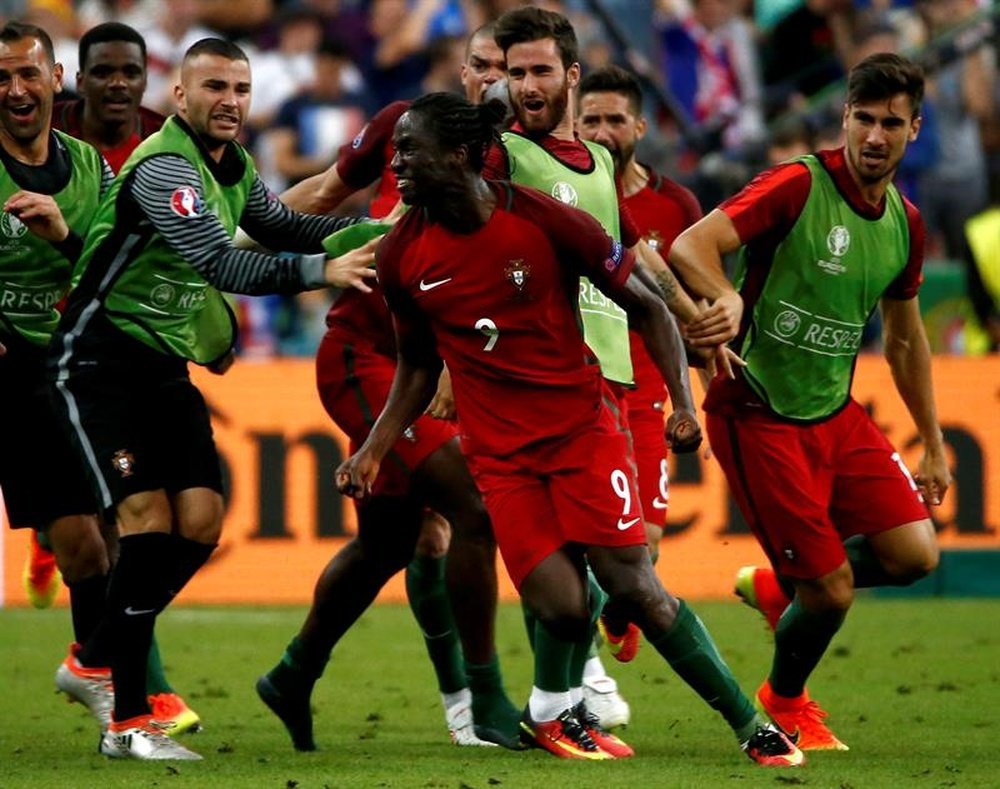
[668,208,745,346]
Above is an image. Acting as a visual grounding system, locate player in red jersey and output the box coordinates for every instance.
[30,21,197,735]
[576,64,704,664]
[484,6,731,732]
[54,23,165,173]
[578,66,703,561]
[336,91,803,767]
[256,24,523,751]
[671,53,948,751]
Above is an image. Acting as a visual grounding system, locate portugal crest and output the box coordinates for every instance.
[111,449,135,478]
[504,260,531,298]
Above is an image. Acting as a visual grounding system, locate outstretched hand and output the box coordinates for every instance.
[4,191,70,243]
[685,292,742,347]
[324,237,380,293]
[665,408,703,454]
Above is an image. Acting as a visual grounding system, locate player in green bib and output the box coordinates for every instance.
[48,38,378,762]
[483,6,792,762]
[0,20,127,736]
[671,53,950,752]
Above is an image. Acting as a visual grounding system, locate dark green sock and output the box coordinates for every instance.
[36,529,53,551]
[521,600,537,652]
[585,567,608,662]
[145,636,174,695]
[648,600,756,734]
[405,555,466,694]
[769,598,846,698]
[267,636,329,696]
[844,535,896,587]
[533,618,574,693]
[466,655,520,730]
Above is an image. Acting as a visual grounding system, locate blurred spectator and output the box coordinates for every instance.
[246,6,327,127]
[257,0,370,68]
[267,38,367,189]
[194,0,273,37]
[763,0,855,116]
[141,0,219,114]
[766,116,813,165]
[76,0,157,32]
[361,0,471,113]
[916,0,995,260]
[421,33,465,93]
[0,0,29,24]
[655,0,766,156]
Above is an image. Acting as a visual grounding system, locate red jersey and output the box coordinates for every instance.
[706,146,925,415]
[324,101,410,355]
[53,99,165,174]
[378,182,636,458]
[335,100,408,219]
[483,127,642,248]
[624,168,702,393]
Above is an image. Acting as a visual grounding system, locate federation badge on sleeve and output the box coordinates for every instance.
[504,259,531,299]
[170,186,204,218]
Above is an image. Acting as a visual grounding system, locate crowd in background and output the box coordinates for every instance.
[3,0,997,354]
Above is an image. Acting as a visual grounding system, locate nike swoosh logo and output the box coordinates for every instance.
[419,277,452,291]
[124,606,156,616]
[652,498,668,510]
[617,516,641,531]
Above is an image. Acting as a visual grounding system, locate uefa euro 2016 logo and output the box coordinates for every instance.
[170,186,205,218]
[550,181,578,206]
[826,225,851,258]
[0,210,27,238]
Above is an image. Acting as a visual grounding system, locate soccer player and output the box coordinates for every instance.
[48,37,377,762]
[485,6,721,732]
[338,91,804,766]
[256,23,521,751]
[576,64,705,662]
[24,20,201,735]
[670,52,949,751]
[0,18,115,731]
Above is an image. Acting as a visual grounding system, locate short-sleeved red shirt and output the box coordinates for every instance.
[378,182,636,458]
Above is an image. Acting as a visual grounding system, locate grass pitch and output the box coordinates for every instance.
[2,598,998,788]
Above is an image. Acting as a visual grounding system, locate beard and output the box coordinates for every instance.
[514,77,570,136]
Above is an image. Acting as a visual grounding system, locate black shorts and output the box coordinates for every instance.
[0,333,97,527]
[49,313,223,510]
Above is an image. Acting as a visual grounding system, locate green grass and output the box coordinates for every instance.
[2,599,999,788]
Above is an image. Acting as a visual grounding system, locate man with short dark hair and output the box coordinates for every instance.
[0,18,114,741]
[576,64,704,651]
[22,20,201,736]
[671,52,948,751]
[49,37,377,761]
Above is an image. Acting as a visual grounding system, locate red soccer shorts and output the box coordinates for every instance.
[466,403,646,589]
[623,340,670,526]
[316,329,457,496]
[706,398,930,579]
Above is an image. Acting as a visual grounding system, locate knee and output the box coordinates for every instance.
[173,493,224,544]
[885,543,940,585]
[414,512,450,558]
[49,519,109,582]
[444,493,494,546]
[798,572,855,614]
[532,603,590,643]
